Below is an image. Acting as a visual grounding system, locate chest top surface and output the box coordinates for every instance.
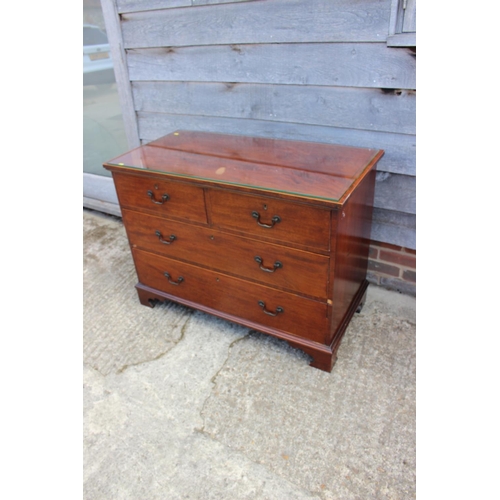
[104,130,383,204]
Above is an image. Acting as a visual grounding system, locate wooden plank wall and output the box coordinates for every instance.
[112,0,416,249]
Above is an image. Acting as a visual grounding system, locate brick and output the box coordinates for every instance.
[375,241,403,252]
[368,259,400,277]
[379,250,416,269]
[403,269,416,282]
[369,246,379,259]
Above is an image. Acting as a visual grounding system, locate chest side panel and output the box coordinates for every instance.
[328,167,376,345]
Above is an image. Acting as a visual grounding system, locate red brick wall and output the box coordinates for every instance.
[367,241,416,296]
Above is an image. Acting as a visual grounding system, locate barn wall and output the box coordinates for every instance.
[103,0,416,250]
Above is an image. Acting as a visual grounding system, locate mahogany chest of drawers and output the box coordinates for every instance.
[103,131,383,372]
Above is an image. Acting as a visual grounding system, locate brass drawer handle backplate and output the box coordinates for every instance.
[251,211,281,228]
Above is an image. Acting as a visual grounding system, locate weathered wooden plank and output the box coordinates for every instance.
[127,43,416,90]
[137,111,416,176]
[83,172,119,205]
[132,81,415,135]
[193,0,256,5]
[116,0,255,12]
[374,172,415,214]
[117,0,191,14]
[120,0,391,48]
[388,0,401,35]
[387,33,416,47]
[83,196,122,217]
[403,0,416,33]
[372,208,415,249]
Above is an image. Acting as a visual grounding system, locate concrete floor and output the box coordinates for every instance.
[83,208,416,500]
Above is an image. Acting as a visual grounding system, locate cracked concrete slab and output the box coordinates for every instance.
[201,308,416,499]
[83,311,317,499]
[83,208,416,499]
[84,211,194,375]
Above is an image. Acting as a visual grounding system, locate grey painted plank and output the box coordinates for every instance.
[372,207,415,231]
[387,33,416,47]
[120,0,391,48]
[83,173,119,205]
[372,208,415,249]
[84,197,122,217]
[132,81,415,135]
[137,111,416,176]
[193,0,256,5]
[374,172,415,214]
[101,0,141,148]
[117,0,191,13]
[127,43,416,90]
[117,0,254,12]
[403,0,416,33]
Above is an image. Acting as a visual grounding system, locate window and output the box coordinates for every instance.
[83,25,109,45]
[387,0,416,47]
[83,0,128,215]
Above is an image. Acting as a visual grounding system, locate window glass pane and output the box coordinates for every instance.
[83,0,128,177]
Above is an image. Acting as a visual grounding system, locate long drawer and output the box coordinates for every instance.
[133,249,329,343]
[209,189,331,251]
[112,172,208,223]
[123,209,330,299]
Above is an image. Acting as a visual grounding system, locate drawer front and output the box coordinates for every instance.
[123,209,330,299]
[112,172,207,223]
[209,190,331,251]
[133,249,328,343]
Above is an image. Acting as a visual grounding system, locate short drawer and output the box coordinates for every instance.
[209,190,331,251]
[122,209,330,299]
[133,249,329,343]
[112,172,207,223]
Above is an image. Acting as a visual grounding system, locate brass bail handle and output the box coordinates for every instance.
[147,190,170,205]
[164,271,184,285]
[254,256,283,273]
[155,231,176,245]
[257,301,284,317]
[251,211,281,228]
